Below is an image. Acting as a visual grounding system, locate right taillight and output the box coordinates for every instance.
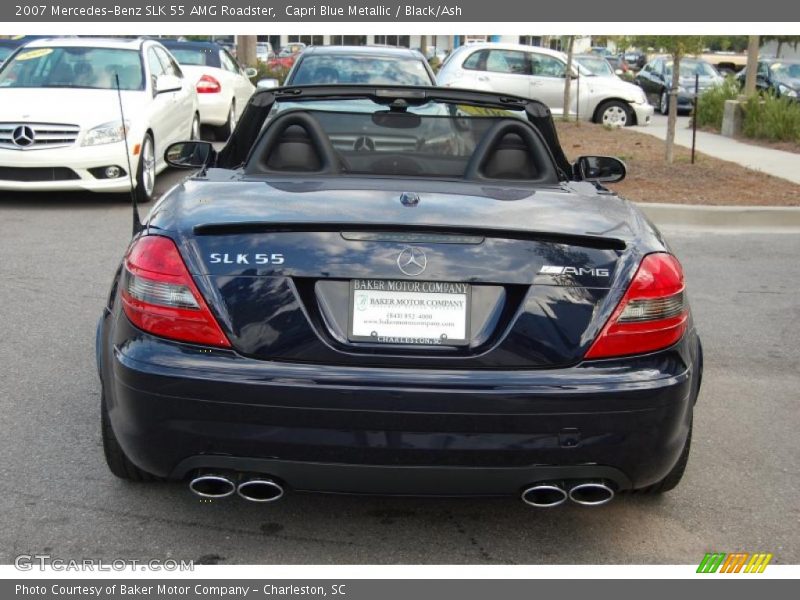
[585,253,688,359]
[120,235,230,348]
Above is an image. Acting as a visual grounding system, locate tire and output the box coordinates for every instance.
[215,102,236,141]
[189,112,201,141]
[659,89,669,115]
[596,100,634,128]
[133,133,155,204]
[635,419,692,494]
[101,391,160,481]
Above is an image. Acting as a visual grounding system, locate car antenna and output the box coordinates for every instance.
[114,73,143,236]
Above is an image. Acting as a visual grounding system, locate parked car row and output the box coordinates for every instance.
[13,38,765,200]
[735,58,800,100]
[436,43,653,127]
[0,36,260,199]
[634,56,725,114]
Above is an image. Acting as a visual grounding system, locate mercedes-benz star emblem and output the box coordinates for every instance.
[12,125,35,148]
[397,247,427,277]
[353,136,375,152]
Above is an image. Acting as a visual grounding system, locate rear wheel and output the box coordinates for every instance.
[597,100,633,127]
[101,391,160,481]
[133,133,155,204]
[190,112,201,141]
[215,102,236,140]
[659,90,669,115]
[636,419,692,494]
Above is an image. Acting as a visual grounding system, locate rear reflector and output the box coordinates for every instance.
[585,253,688,359]
[120,235,230,348]
[196,74,222,93]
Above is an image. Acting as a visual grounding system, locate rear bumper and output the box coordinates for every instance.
[100,315,700,495]
[197,94,231,127]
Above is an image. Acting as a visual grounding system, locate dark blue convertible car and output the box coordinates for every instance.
[97,85,702,507]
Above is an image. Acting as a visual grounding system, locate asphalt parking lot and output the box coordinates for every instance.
[0,174,798,565]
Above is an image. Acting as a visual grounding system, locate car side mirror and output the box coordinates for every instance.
[244,67,258,78]
[574,155,627,183]
[155,74,182,95]
[165,141,215,170]
[257,77,279,89]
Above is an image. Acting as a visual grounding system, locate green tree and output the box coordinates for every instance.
[628,36,707,163]
[761,35,800,58]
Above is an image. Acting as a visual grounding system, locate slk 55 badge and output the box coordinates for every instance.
[208,253,285,265]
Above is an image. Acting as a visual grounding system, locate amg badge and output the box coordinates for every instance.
[540,265,610,277]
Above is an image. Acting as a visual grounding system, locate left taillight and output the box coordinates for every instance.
[196,74,222,93]
[120,235,231,348]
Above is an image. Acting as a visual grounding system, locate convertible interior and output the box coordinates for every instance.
[244,109,560,184]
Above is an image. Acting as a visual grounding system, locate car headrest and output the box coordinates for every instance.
[464,119,544,181]
[247,111,341,175]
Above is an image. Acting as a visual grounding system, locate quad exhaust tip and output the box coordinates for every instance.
[521,484,568,508]
[188,474,236,499]
[568,481,615,506]
[521,481,615,507]
[237,478,285,503]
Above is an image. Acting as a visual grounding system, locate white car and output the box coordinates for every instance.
[437,43,653,127]
[162,40,257,140]
[256,42,274,63]
[0,37,200,202]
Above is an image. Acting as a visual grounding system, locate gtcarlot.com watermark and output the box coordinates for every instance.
[14,554,194,572]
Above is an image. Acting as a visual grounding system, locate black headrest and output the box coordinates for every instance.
[248,111,340,175]
[465,119,545,181]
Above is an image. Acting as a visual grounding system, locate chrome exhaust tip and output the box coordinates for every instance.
[521,484,568,508]
[188,474,236,499]
[568,481,615,506]
[237,478,285,503]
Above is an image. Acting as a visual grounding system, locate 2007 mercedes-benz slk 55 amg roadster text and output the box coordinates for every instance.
[97,85,702,507]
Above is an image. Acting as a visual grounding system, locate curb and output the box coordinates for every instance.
[635,203,800,229]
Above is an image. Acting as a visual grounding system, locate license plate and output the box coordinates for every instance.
[348,279,471,346]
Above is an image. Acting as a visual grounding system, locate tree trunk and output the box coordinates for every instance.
[236,35,257,69]
[420,35,428,57]
[744,35,760,96]
[665,54,681,164]
[562,36,575,121]
[776,40,783,59]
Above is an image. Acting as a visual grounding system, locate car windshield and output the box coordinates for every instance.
[167,47,212,66]
[0,46,13,63]
[665,59,718,78]
[292,54,432,85]
[575,56,615,77]
[770,62,800,81]
[0,46,144,90]
[251,103,554,182]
